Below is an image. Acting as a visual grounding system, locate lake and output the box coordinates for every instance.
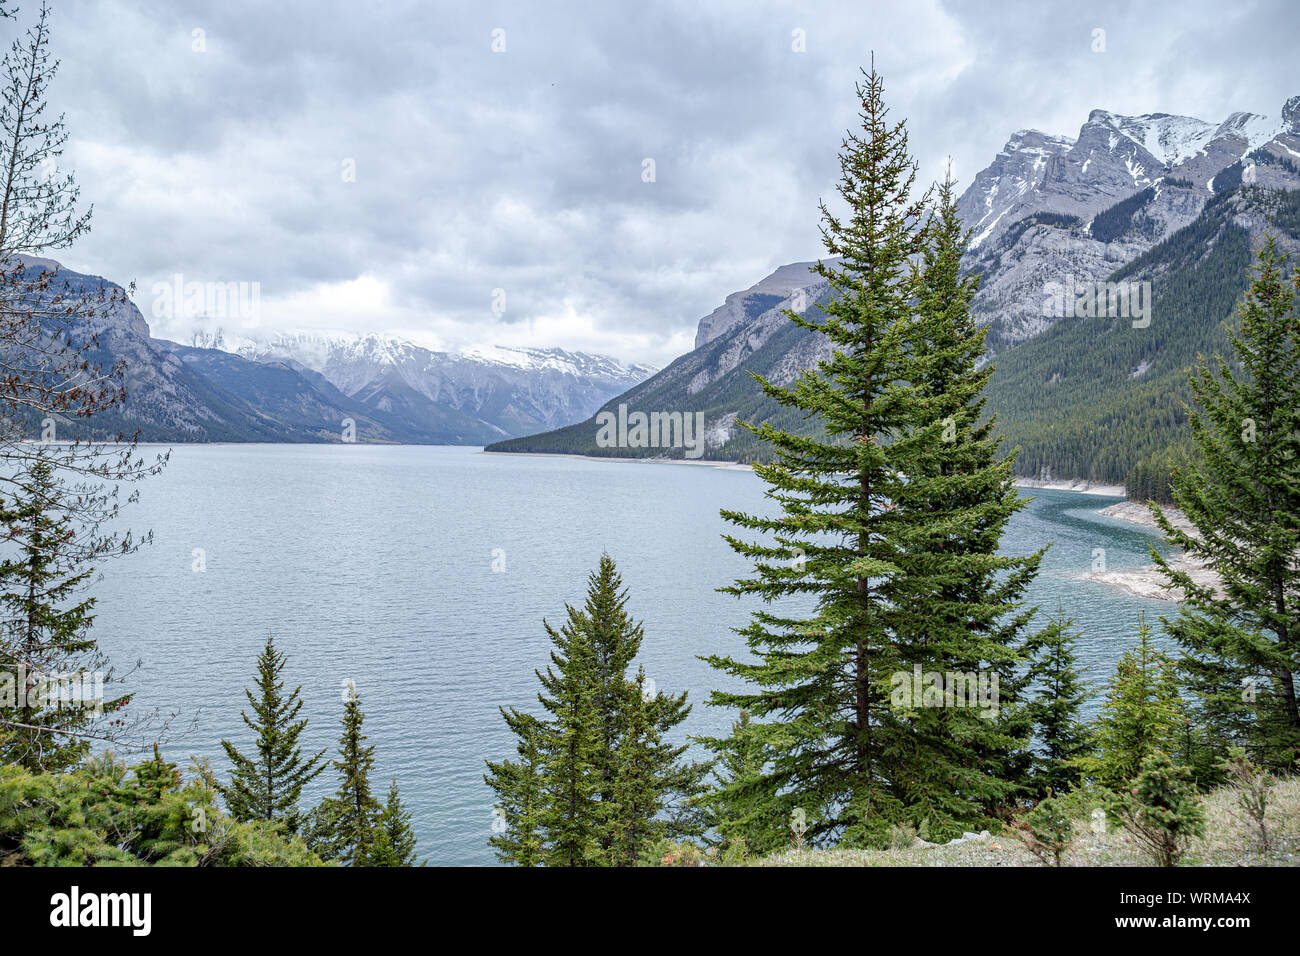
[90,444,1178,865]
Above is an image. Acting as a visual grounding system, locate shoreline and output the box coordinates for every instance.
[486,451,1145,494]
[1084,500,1217,602]
[481,449,756,471]
[1012,477,1126,497]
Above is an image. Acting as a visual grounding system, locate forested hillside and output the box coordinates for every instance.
[990,179,1300,495]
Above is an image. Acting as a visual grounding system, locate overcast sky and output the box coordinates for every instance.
[42,0,1300,366]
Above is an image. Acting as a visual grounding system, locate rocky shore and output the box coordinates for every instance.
[1085,500,1220,602]
[1013,478,1127,497]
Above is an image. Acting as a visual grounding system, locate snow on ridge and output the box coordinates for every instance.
[460,344,613,376]
[1216,116,1284,153]
[1006,129,1076,146]
[222,329,650,378]
[1089,102,1295,166]
[1089,110,1217,166]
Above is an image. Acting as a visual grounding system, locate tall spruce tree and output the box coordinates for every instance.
[535,586,604,866]
[883,168,1055,831]
[702,72,1050,849]
[307,683,381,865]
[219,635,325,832]
[1150,236,1300,772]
[0,457,126,772]
[582,555,644,841]
[486,556,706,865]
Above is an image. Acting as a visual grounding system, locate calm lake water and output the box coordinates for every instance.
[90,444,1177,865]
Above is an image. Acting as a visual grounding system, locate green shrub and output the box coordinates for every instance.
[1014,794,1075,866]
[1221,747,1276,852]
[887,822,918,849]
[1111,751,1206,866]
[638,838,709,866]
[0,749,324,866]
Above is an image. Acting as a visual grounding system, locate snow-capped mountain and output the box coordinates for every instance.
[200,330,656,439]
[692,96,1300,359]
[957,93,1300,348]
[958,101,1295,253]
[1,258,654,446]
[960,130,1077,249]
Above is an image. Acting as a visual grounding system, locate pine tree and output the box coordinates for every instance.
[485,556,705,865]
[1112,750,1206,866]
[702,71,1049,848]
[1150,236,1300,772]
[0,457,125,772]
[581,556,644,837]
[1024,611,1091,796]
[219,634,325,833]
[535,591,604,866]
[882,167,1056,831]
[484,709,545,866]
[1081,617,1186,790]
[1015,793,1075,866]
[307,683,381,865]
[368,779,421,866]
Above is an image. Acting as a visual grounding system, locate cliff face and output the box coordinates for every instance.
[693,260,830,349]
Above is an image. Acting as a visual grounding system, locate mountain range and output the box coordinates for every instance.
[23,268,654,444]
[486,94,1300,494]
[220,330,655,442]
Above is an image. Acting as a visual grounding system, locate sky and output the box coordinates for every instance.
[36,0,1300,366]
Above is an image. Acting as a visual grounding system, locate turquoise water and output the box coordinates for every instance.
[89,444,1177,864]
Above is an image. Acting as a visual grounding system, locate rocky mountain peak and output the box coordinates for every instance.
[1081,110,1216,168]
[1282,95,1300,132]
[693,260,829,348]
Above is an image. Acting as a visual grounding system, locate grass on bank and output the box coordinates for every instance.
[648,777,1300,867]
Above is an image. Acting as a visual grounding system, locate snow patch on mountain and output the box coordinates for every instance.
[195,329,657,436]
[1214,111,1283,150]
[952,93,1300,350]
[211,330,653,383]
[1091,111,1218,167]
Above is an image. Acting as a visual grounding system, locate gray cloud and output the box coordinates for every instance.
[39,0,1300,365]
